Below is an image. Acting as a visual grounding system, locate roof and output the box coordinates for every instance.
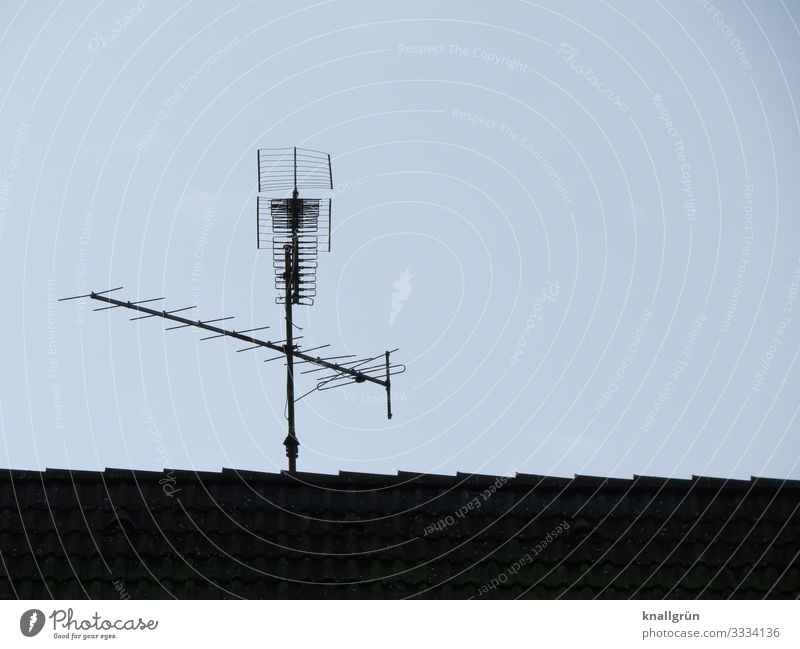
[1,468,798,599]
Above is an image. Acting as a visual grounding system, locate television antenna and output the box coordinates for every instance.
[60,147,405,472]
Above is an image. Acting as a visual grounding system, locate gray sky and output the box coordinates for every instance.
[1,0,798,479]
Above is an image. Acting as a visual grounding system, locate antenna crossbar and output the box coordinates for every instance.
[85,292,395,390]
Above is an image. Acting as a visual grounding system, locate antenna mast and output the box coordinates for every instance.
[61,147,404,472]
[258,146,336,470]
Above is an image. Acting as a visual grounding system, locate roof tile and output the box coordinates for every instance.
[1,468,798,598]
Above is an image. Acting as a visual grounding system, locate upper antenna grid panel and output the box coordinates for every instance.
[258,147,332,193]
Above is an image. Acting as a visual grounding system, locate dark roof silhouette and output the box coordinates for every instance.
[1,468,798,599]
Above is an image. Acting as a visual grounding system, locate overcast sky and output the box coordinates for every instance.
[1,0,798,479]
